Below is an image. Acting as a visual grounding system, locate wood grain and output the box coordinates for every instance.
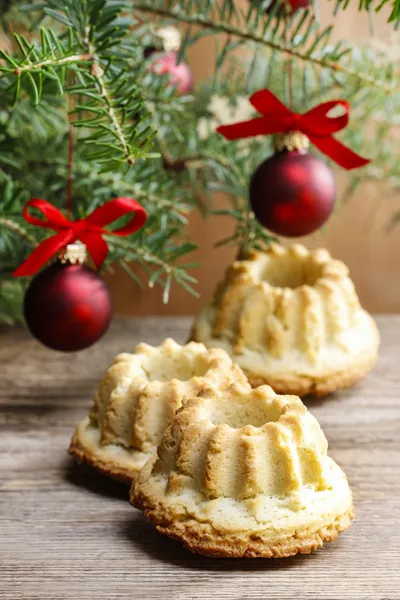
[1,317,400,600]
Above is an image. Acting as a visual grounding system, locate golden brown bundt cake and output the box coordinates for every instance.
[131,384,354,558]
[69,339,249,483]
[191,243,379,396]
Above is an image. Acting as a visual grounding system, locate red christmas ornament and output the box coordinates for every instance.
[287,0,310,9]
[250,144,336,237]
[151,51,193,95]
[285,0,310,10]
[252,0,310,14]
[24,244,113,352]
[270,0,310,13]
[14,196,146,351]
[217,89,369,236]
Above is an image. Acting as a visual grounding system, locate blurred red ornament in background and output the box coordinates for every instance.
[24,261,113,352]
[250,150,336,237]
[250,0,310,14]
[282,0,310,12]
[151,51,193,95]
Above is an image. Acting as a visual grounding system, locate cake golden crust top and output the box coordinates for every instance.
[131,384,354,557]
[69,339,248,482]
[191,243,379,396]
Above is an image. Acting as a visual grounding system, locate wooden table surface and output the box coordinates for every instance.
[1,316,400,600]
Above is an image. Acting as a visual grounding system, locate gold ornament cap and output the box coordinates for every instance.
[156,26,181,52]
[274,131,310,152]
[59,242,87,265]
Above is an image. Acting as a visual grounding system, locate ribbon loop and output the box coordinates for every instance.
[303,100,349,136]
[217,89,370,170]
[250,88,289,115]
[14,197,147,277]
[22,198,72,231]
[84,197,146,232]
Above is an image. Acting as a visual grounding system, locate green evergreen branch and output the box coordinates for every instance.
[0,218,37,245]
[332,0,400,23]
[0,2,156,167]
[131,189,191,215]
[107,239,199,302]
[131,1,399,94]
[85,170,192,214]
[11,53,93,74]
[159,136,238,175]
[91,62,136,165]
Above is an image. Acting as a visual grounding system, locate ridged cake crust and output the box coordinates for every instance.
[191,243,379,396]
[69,339,248,483]
[131,385,354,558]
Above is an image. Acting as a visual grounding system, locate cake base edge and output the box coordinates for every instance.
[69,416,152,484]
[131,483,355,558]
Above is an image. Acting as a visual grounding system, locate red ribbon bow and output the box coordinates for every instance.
[13,197,147,277]
[217,89,370,170]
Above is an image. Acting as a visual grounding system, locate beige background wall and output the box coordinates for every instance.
[106,2,400,315]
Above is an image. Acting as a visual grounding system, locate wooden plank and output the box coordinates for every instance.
[1,316,400,600]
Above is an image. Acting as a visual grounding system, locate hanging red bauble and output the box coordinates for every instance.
[269,0,310,12]
[250,0,310,14]
[217,89,370,236]
[151,51,193,95]
[14,196,146,351]
[24,243,113,352]
[250,135,336,237]
[287,0,310,9]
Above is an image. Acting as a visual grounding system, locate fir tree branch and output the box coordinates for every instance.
[158,137,236,173]
[131,1,399,94]
[91,61,136,166]
[0,3,156,168]
[333,0,400,23]
[107,239,199,302]
[0,218,37,245]
[11,53,93,74]
[86,169,192,214]
[132,189,191,215]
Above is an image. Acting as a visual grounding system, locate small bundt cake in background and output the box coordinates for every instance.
[131,384,354,558]
[69,339,248,483]
[191,243,379,397]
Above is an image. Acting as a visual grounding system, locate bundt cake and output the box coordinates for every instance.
[131,384,354,558]
[191,243,379,396]
[69,339,248,483]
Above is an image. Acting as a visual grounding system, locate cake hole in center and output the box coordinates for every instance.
[260,256,322,289]
[145,353,210,382]
[209,398,283,429]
